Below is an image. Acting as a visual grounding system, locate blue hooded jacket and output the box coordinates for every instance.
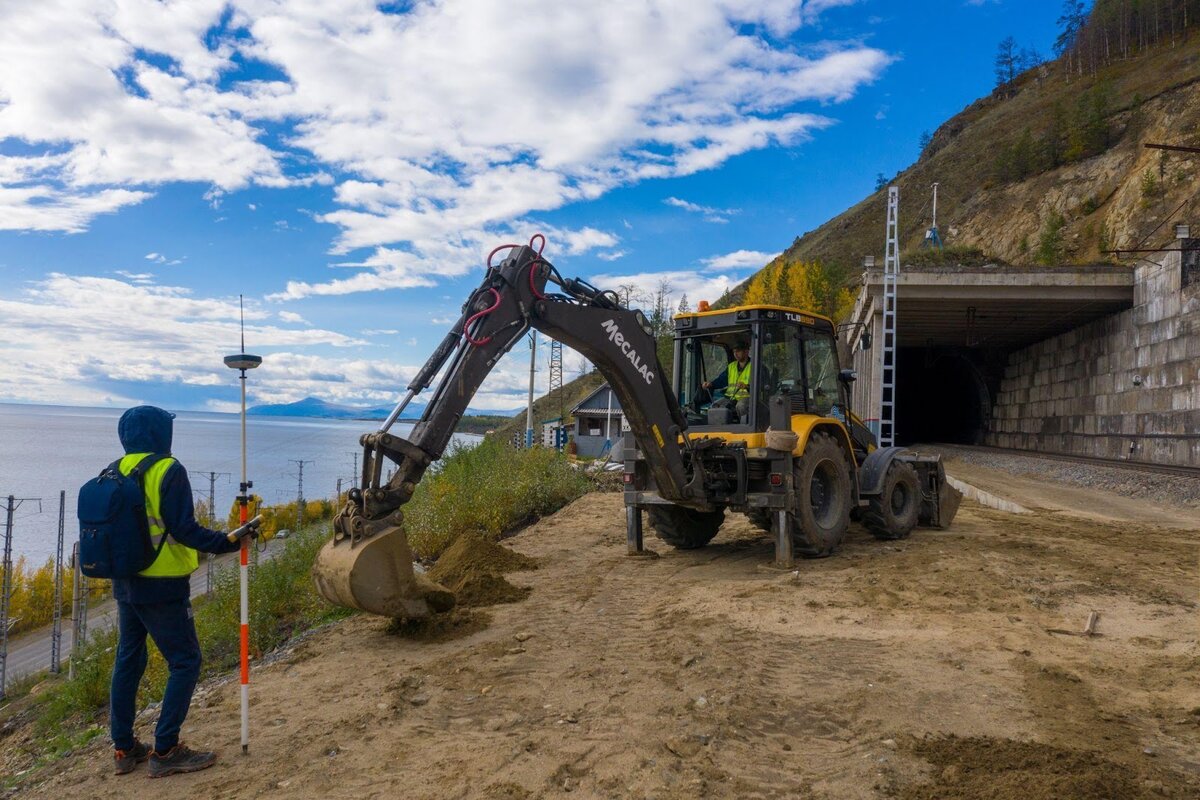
[113,406,239,604]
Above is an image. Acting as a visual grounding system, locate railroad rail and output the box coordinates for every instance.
[928,444,1200,480]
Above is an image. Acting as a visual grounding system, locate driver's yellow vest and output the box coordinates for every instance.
[118,453,200,578]
[726,360,752,400]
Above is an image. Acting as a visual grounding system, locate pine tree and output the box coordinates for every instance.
[1055,1,1087,56]
[994,36,1019,88]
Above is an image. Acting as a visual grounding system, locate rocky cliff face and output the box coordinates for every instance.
[780,38,1200,272]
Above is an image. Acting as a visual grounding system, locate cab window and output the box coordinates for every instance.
[803,329,840,416]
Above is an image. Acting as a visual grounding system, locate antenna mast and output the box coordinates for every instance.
[922,182,943,250]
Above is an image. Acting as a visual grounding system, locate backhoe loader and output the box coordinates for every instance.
[313,237,961,618]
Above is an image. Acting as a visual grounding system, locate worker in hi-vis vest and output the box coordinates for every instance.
[703,339,753,421]
[109,406,242,778]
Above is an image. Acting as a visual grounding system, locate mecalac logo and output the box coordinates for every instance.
[601,319,655,385]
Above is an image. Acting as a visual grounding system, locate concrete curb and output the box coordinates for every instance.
[945,475,1032,515]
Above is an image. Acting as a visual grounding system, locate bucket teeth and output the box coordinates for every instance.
[313,523,455,619]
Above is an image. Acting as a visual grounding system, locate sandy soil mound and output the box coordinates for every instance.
[7,491,1199,799]
[427,533,538,607]
[899,735,1187,800]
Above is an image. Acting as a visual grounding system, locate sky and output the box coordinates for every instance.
[0,0,1064,414]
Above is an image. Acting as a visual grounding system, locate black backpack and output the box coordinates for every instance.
[77,454,170,579]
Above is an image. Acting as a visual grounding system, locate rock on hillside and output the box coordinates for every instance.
[782,38,1200,270]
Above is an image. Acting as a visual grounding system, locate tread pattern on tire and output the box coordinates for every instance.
[648,505,725,549]
[791,431,852,558]
[862,460,920,541]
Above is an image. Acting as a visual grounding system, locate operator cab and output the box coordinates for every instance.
[673,305,847,432]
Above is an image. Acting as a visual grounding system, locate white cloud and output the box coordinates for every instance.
[0,275,371,406]
[665,196,740,224]
[143,251,183,265]
[278,310,308,324]
[0,0,890,290]
[0,186,150,233]
[589,269,741,310]
[597,250,628,262]
[701,249,779,270]
[114,270,155,284]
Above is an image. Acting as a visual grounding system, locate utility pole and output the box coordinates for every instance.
[549,338,563,446]
[291,460,315,528]
[51,491,65,674]
[69,541,82,679]
[198,469,229,593]
[195,471,230,528]
[526,333,537,448]
[2,495,40,698]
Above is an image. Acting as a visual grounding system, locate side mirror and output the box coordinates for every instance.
[860,332,872,351]
[839,369,857,385]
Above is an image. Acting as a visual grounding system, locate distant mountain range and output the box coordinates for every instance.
[248,396,519,420]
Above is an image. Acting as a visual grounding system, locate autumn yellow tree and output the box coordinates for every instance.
[741,258,855,322]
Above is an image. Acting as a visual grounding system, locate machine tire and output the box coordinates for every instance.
[791,432,852,558]
[863,460,920,540]
[648,505,725,550]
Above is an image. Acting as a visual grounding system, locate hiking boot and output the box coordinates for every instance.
[147,743,217,778]
[114,739,151,775]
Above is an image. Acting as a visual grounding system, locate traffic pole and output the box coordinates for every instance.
[224,296,261,755]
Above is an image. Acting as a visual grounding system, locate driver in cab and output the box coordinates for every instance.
[703,340,752,421]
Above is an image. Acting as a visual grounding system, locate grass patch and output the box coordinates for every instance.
[405,438,590,558]
[900,245,998,267]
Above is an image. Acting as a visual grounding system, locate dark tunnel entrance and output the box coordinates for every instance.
[894,349,994,446]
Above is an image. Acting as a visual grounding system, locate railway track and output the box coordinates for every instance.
[928,444,1200,480]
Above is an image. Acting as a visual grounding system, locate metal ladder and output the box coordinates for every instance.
[880,186,899,447]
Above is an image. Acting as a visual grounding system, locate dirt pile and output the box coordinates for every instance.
[426,533,538,608]
[898,735,1192,800]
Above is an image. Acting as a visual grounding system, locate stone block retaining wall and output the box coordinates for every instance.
[987,252,1200,467]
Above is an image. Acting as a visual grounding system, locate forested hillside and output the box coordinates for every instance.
[725,0,1200,314]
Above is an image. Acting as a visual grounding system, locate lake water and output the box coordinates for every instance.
[0,403,481,565]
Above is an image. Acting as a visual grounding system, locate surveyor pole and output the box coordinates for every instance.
[224,296,261,755]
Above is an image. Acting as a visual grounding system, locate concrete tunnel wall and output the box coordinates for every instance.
[987,252,1200,467]
[846,251,1199,467]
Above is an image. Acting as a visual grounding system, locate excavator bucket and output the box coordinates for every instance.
[913,455,963,529]
[313,516,455,619]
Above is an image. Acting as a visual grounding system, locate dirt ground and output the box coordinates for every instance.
[8,484,1200,799]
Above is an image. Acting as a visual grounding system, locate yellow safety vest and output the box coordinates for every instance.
[726,360,752,400]
[118,453,199,578]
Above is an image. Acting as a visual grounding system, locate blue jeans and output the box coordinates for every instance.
[110,598,201,753]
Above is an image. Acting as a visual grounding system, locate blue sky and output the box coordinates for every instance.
[0,0,1063,413]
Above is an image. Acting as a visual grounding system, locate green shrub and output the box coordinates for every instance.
[900,245,994,267]
[1139,168,1160,206]
[1036,210,1067,265]
[404,439,590,558]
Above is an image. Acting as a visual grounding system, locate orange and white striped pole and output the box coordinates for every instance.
[223,296,262,757]
[238,495,249,754]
